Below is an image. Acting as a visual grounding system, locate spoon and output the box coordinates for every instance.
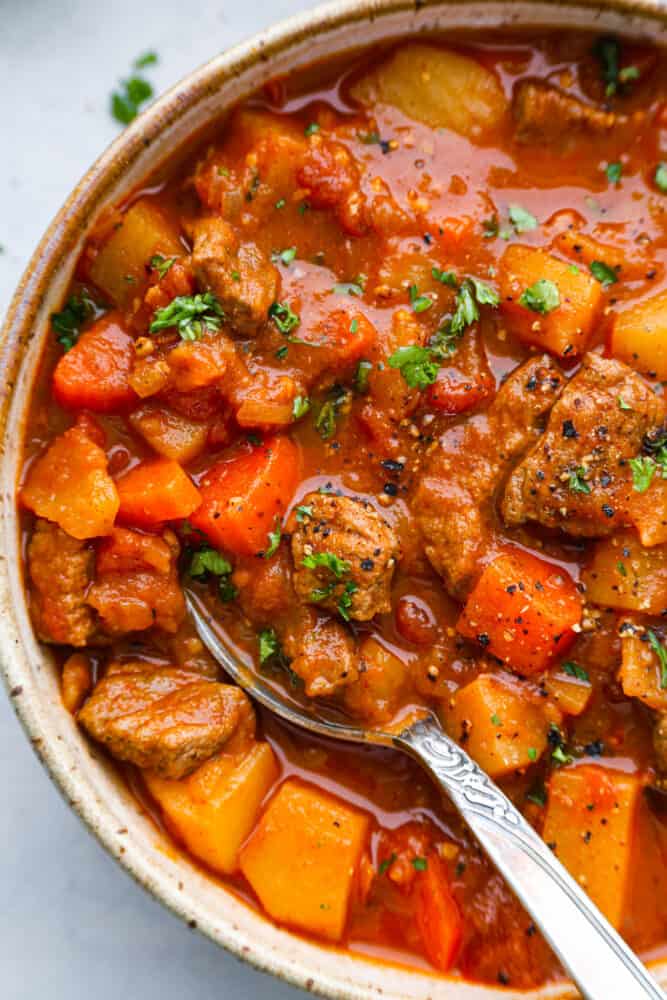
[186,593,664,1000]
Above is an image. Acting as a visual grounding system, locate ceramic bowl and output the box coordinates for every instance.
[2,1,666,996]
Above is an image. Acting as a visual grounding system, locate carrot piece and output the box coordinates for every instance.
[322,310,377,366]
[52,311,138,413]
[116,458,201,527]
[20,417,119,538]
[190,436,300,556]
[426,369,494,414]
[457,548,582,674]
[499,244,602,358]
[414,853,463,972]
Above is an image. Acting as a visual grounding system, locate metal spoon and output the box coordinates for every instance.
[186,593,664,1000]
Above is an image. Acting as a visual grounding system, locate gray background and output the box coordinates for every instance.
[0,1,308,996]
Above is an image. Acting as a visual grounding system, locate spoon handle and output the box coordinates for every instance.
[396,715,663,1000]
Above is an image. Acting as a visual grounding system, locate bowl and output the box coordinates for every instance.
[2,1,667,996]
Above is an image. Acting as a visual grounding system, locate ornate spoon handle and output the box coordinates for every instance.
[396,715,664,1000]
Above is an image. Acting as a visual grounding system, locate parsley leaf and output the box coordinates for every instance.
[387,345,439,390]
[272,247,297,267]
[338,581,358,622]
[295,505,313,523]
[304,122,320,136]
[606,161,622,184]
[150,254,176,279]
[590,260,618,287]
[647,630,667,689]
[112,75,154,125]
[51,293,95,351]
[568,466,591,494]
[409,284,433,313]
[150,292,224,341]
[655,163,667,193]
[563,661,590,682]
[302,551,351,578]
[412,857,428,871]
[378,853,396,876]
[332,281,364,297]
[431,267,459,287]
[134,51,158,69]
[264,521,282,559]
[269,301,300,335]
[259,628,280,664]
[508,203,538,234]
[519,279,560,314]
[630,455,657,493]
[187,545,237,602]
[292,396,311,421]
[354,360,372,394]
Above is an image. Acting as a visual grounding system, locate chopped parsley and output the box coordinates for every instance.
[111,72,154,125]
[302,552,351,578]
[272,246,297,267]
[630,455,657,493]
[378,853,396,876]
[264,521,282,559]
[315,390,347,440]
[150,254,176,279]
[491,713,502,726]
[568,467,591,494]
[563,661,590,682]
[409,284,433,313]
[338,581,358,622]
[134,51,158,69]
[187,545,236,602]
[292,396,311,421]
[150,292,224,341]
[618,396,632,411]
[527,747,538,762]
[275,198,286,210]
[295,505,313,523]
[332,281,364,297]
[647,630,667,688]
[606,161,623,184]
[387,345,439,390]
[519,279,560,314]
[269,300,300,334]
[482,215,499,239]
[590,260,618,287]
[412,857,428,872]
[354,359,373,394]
[51,293,95,351]
[508,203,538,234]
[431,267,459,288]
[526,779,547,807]
[594,36,638,97]
[304,122,320,136]
[655,163,667,193]
[258,628,280,664]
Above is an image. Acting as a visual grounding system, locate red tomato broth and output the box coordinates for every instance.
[18,27,667,989]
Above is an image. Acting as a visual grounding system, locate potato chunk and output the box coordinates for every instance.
[145,742,278,875]
[544,670,592,716]
[89,198,182,308]
[239,779,369,942]
[128,402,208,463]
[619,623,667,711]
[351,43,506,139]
[542,766,667,938]
[582,533,667,614]
[499,245,602,357]
[441,672,553,778]
[611,290,667,381]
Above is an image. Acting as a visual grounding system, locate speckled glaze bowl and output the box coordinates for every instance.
[2,1,667,996]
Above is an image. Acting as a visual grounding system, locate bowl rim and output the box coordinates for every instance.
[2,1,667,997]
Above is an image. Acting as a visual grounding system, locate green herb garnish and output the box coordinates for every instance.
[51,293,95,351]
[269,301,300,335]
[150,292,224,341]
[150,254,176,279]
[519,279,560,315]
[590,260,618,287]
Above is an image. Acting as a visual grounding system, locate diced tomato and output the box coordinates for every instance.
[190,436,300,556]
[414,853,463,972]
[426,369,495,414]
[457,547,582,674]
[52,311,138,413]
[115,458,202,527]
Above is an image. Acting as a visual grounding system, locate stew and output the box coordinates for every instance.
[19,28,667,988]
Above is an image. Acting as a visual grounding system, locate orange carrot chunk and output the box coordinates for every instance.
[457,548,582,674]
[190,436,300,556]
[414,852,463,972]
[116,458,201,527]
[52,311,138,413]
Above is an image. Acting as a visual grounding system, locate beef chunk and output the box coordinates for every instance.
[191,216,279,335]
[282,606,359,698]
[415,355,564,596]
[513,79,617,145]
[78,662,254,777]
[291,492,400,621]
[502,354,665,538]
[87,527,185,635]
[27,519,95,646]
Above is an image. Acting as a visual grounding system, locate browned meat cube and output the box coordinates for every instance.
[282,606,358,698]
[87,527,185,635]
[78,663,255,777]
[513,79,617,145]
[502,354,665,538]
[27,519,95,646]
[191,216,279,335]
[291,492,400,621]
[415,355,564,597]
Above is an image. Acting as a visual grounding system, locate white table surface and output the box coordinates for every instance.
[0,1,310,996]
